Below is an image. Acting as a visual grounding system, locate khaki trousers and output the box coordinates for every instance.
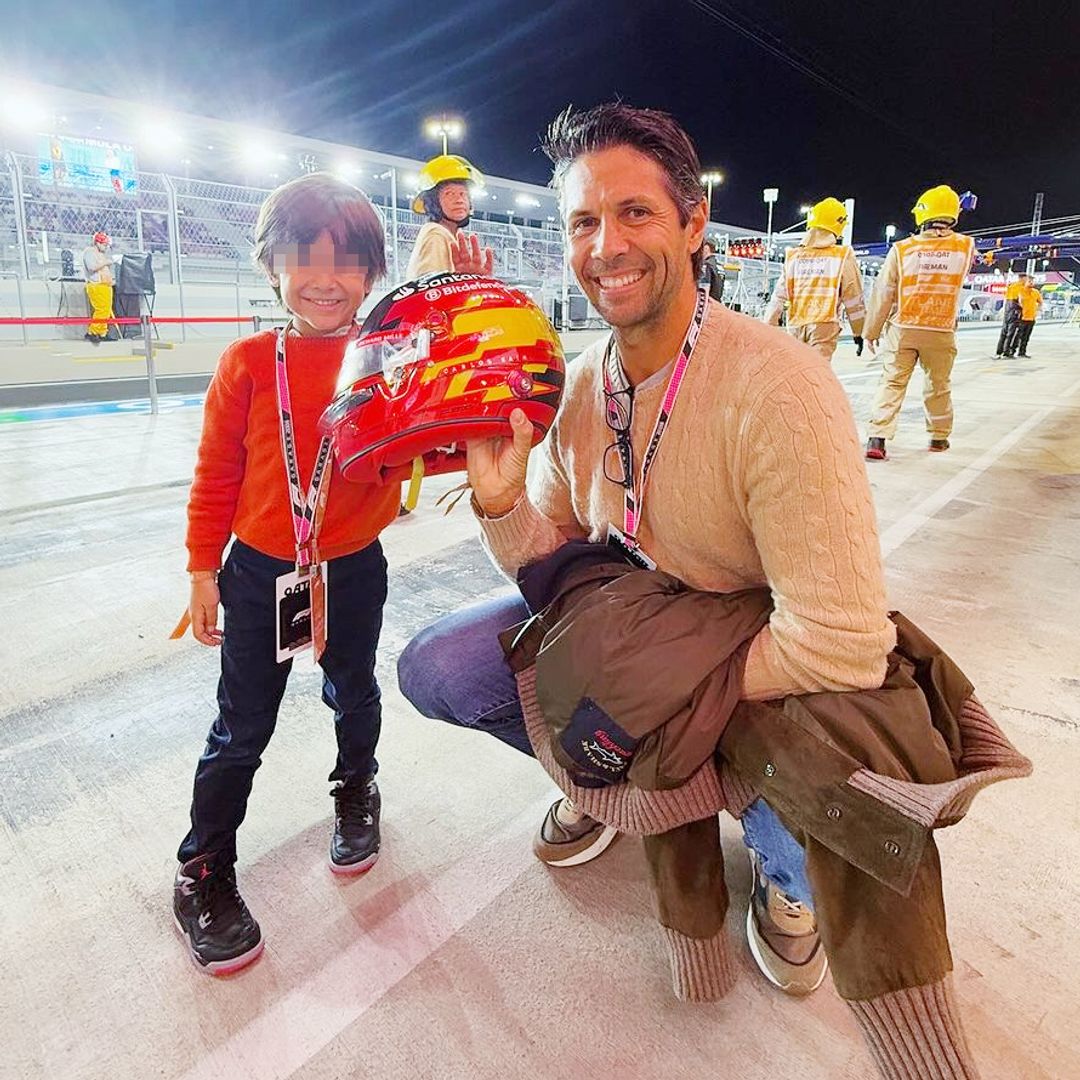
[867,323,957,440]
[789,321,840,361]
[85,282,114,338]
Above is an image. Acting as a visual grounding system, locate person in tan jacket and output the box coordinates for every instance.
[865,185,976,459]
[764,196,865,360]
[405,154,484,279]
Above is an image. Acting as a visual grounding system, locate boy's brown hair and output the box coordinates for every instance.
[253,173,387,298]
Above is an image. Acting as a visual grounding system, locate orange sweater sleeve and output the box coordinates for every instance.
[185,341,254,571]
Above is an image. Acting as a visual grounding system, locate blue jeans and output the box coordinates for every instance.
[398,592,814,908]
[178,538,387,866]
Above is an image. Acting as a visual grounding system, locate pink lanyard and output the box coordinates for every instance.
[274,327,336,570]
[601,288,707,542]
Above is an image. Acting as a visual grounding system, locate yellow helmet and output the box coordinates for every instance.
[411,154,483,214]
[911,185,960,227]
[805,197,848,237]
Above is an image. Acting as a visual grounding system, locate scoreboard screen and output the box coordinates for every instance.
[38,134,138,194]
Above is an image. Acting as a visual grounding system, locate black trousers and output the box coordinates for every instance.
[178,538,387,864]
[1012,319,1035,355]
[996,304,1019,355]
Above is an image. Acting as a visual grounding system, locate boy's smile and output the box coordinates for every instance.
[272,230,371,336]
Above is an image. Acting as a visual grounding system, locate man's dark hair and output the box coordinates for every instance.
[542,103,707,275]
[253,173,387,299]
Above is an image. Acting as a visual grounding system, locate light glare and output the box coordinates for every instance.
[1,87,49,130]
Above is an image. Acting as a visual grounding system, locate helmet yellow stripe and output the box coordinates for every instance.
[420,306,562,384]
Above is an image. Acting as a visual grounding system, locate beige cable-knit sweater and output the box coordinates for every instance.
[478,298,896,701]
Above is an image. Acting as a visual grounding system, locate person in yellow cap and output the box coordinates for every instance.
[864,185,976,459]
[405,154,485,279]
[764,197,865,361]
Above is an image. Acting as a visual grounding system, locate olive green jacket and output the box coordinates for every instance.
[504,557,1032,1000]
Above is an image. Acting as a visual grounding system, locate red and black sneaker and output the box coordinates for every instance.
[929,438,950,453]
[865,437,887,460]
[173,853,263,975]
[329,778,381,875]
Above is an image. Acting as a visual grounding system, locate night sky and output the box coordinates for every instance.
[9,0,1080,240]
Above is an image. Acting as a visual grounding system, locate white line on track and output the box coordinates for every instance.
[879,374,1080,556]
[180,792,554,1080]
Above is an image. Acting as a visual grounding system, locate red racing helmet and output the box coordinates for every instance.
[92,231,111,246]
[321,273,565,485]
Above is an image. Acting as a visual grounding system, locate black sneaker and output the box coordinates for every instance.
[173,853,264,975]
[83,333,101,346]
[865,437,887,461]
[330,778,381,875]
[929,438,950,453]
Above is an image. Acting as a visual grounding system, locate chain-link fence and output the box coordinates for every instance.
[1,151,595,322]
[0,170,18,276]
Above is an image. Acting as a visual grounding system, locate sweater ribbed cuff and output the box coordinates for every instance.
[847,976,980,1080]
[476,495,562,576]
[661,925,737,1003]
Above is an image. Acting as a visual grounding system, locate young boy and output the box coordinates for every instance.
[173,173,401,975]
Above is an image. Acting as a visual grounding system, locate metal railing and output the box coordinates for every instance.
[1,151,588,322]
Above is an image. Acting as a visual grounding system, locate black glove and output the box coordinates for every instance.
[854,335,864,357]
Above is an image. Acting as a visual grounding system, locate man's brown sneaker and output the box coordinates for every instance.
[533,797,618,867]
[929,438,950,452]
[746,850,828,996]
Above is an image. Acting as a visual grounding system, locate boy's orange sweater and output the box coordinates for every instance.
[186,330,399,571]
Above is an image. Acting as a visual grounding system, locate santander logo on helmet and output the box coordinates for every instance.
[321,273,566,485]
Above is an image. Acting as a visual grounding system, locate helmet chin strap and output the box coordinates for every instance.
[441,213,470,229]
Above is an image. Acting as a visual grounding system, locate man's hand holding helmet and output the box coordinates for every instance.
[466,407,534,517]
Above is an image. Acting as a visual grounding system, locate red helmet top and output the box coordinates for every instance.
[321,273,565,485]
[92,231,111,246]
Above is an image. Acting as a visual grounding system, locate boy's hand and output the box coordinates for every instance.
[451,232,495,277]
[466,407,534,517]
[189,577,223,646]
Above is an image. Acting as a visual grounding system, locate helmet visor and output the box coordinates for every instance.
[336,329,432,394]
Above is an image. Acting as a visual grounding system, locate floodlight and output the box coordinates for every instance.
[0,86,49,130]
[424,115,465,154]
[240,140,276,170]
[139,116,184,156]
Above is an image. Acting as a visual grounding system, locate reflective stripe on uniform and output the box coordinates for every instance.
[895,232,975,330]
